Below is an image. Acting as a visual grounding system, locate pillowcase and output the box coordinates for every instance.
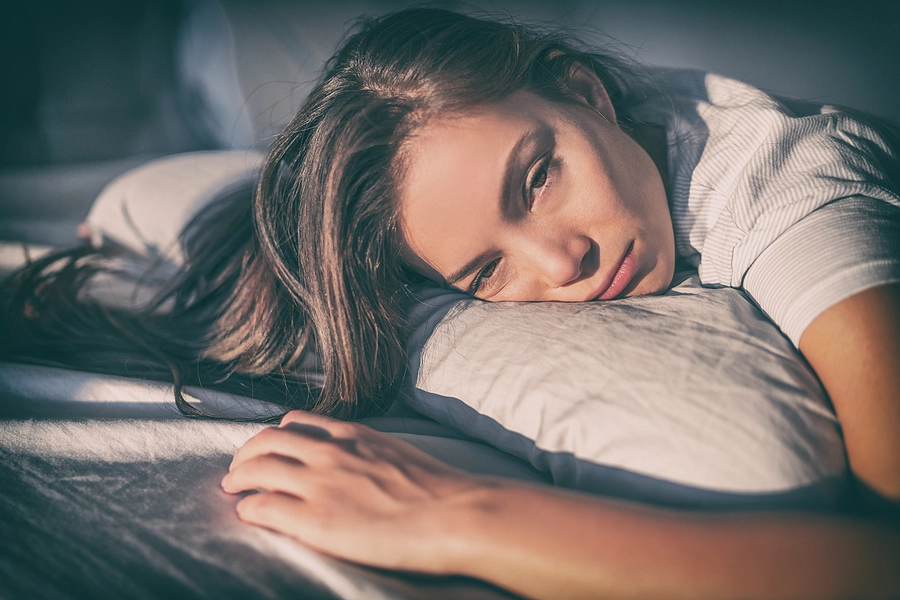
[82,150,263,268]
[403,276,848,509]
[76,151,262,310]
[81,152,848,509]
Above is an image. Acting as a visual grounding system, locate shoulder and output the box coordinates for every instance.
[665,70,897,166]
[648,69,900,292]
[644,69,900,210]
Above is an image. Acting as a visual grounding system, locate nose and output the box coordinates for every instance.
[519,230,593,289]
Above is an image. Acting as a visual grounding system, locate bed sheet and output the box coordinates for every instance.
[0,360,542,600]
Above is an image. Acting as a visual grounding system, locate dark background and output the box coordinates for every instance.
[1,0,898,167]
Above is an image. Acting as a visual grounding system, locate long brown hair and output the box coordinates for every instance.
[1,8,642,420]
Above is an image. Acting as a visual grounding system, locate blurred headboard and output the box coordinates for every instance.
[192,0,900,148]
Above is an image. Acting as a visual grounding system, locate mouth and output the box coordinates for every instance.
[592,241,636,301]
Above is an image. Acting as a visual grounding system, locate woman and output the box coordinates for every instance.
[4,8,900,599]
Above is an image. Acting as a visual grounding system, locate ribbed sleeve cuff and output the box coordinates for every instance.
[742,196,900,346]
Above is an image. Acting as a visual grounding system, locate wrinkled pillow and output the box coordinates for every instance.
[404,276,848,509]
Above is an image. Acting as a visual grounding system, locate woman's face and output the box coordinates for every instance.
[398,88,675,302]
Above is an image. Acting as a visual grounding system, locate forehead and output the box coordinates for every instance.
[398,92,552,278]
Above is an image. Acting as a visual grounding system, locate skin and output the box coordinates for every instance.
[223,411,900,600]
[799,282,900,501]
[222,67,900,598]
[399,71,675,302]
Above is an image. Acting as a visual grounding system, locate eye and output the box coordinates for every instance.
[524,155,553,209]
[471,259,500,295]
[531,163,548,190]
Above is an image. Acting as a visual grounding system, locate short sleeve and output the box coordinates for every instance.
[741,195,900,345]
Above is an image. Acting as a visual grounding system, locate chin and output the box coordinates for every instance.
[631,261,676,297]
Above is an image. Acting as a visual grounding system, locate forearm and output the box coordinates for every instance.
[225,411,900,600]
[440,479,900,600]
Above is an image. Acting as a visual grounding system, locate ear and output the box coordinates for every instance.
[566,62,616,123]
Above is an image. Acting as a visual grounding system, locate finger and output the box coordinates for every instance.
[236,491,443,571]
[235,491,367,564]
[231,426,310,472]
[279,409,362,439]
[279,411,439,464]
[230,425,360,473]
[235,491,318,542]
[272,413,463,477]
[222,454,313,496]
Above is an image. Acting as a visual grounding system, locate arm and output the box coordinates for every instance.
[222,411,900,600]
[445,479,900,600]
[799,282,900,501]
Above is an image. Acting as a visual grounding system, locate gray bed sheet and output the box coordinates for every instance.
[0,361,542,600]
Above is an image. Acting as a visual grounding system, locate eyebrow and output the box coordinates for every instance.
[445,251,493,288]
[445,128,546,288]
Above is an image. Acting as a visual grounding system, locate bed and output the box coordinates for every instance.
[2,1,898,598]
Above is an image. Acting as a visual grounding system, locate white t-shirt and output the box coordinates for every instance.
[631,70,900,345]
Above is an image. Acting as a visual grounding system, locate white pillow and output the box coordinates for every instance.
[83,150,263,268]
[404,276,848,509]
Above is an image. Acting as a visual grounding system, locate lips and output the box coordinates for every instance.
[593,242,636,301]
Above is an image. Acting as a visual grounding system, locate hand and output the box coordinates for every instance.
[221,410,488,572]
[222,415,900,600]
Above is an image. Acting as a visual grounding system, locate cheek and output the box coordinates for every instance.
[494,274,552,302]
[557,157,621,226]
[639,210,676,293]
[605,148,669,236]
[565,135,637,222]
